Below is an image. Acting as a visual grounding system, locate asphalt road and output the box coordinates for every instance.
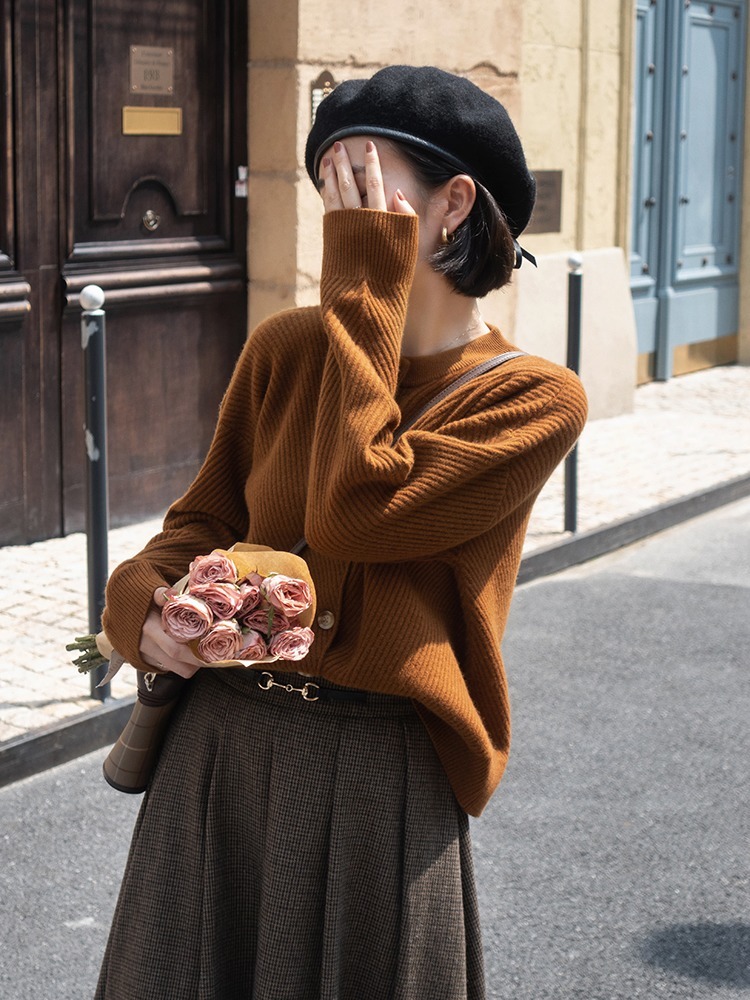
[1,497,748,999]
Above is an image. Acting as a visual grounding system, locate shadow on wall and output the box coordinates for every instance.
[640,922,750,988]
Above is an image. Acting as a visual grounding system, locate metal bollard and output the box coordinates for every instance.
[80,285,110,700]
[564,255,582,534]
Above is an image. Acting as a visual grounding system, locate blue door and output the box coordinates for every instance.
[631,0,745,380]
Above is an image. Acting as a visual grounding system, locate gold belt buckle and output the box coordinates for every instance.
[258,671,320,702]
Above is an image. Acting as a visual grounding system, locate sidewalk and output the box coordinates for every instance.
[2,364,750,747]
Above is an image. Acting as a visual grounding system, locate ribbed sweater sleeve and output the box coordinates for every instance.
[101,334,264,669]
[306,210,588,563]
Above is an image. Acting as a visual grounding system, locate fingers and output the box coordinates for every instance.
[364,141,387,212]
[321,141,391,214]
[139,608,204,678]
[320,154,345,214]
[392,188,418,216]
[152,586,172,607]
[157,658,202,680]
[322,142,361,213]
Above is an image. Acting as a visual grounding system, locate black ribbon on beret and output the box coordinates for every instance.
[306,65,537,244]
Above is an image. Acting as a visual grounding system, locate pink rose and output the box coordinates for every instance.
[271,612,299,634]
[242,605,297,636]
[260,575,313,618]
[161,594,213,643]
[269,626,315,661]
[239,571,264,588]
[188,552,237,588]
[237,629,268,661]
[191,581,244,620]
[238,582,261,617]
[198,619,243,662]
[241,605,274,636]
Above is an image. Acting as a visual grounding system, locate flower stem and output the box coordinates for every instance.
[66,634,108,674]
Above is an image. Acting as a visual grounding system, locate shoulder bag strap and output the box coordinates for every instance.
[392,350,527,443]
[291,350,527,555]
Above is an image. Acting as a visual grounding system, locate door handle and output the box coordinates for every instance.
[142,210,161,232]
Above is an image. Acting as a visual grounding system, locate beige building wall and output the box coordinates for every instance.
[246,0,642,417]
[247,0,527,323]
[248,0,525,329]
[483,0,638,418]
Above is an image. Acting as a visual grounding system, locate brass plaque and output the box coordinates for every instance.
[130,45,174,95]
[122,106,183,136]
[525,170,563,235]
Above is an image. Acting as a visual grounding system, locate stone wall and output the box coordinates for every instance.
[244,1,657,417]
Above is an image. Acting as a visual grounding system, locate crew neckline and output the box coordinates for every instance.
[399,325,516,387]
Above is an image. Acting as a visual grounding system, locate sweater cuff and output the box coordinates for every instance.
[101,561,167,672]
[321,209,419,293]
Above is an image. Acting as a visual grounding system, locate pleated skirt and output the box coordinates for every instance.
[95,667,486,1000]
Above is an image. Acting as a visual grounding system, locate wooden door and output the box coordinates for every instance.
[1,0,61,544]
[630,0,745,381]
[0,0,247,544]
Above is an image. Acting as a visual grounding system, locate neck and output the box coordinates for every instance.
[401,262,488,357]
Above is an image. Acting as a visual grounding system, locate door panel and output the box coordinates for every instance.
[60,298,241,526]
[630,0,662,294]
[677,6,741,278]
[630,0,744,380]
[60,0,247,534]
[0,0,61,543]
[0,0,247,545]
[69,0,227,250]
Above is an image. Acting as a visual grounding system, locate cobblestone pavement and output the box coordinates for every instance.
[1,365,749,744]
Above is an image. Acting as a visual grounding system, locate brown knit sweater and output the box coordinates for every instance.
[102,209,588,816]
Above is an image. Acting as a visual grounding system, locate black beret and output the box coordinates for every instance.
[305,65,536,237]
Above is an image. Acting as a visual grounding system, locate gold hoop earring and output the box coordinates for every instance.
[441,226,450,245]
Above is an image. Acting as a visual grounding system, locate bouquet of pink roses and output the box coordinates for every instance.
[68,543,317,680]
[67,543,317,794]
[161,545,315,666]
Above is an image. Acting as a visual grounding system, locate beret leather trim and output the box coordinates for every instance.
[311,126,478,189]
[305,65,536,238]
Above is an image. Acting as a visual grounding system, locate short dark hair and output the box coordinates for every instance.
[390,140,517,298]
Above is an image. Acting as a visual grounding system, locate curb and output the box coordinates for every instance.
[2,471,749,790]
[516,471,750,584]
[0,697,136,789]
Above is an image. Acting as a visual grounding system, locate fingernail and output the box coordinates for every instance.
[395,189,405,200]
[322,156,331,168]
[366,140,374,153]
[333,141,342,153]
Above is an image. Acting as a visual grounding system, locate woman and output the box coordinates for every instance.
[95,66,587,999]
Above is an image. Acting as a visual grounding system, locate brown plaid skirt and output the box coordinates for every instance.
[95,668,486,999]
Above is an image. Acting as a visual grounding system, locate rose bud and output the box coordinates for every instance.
[198,619,243,663]
[237,629,268,661]
[242,605,274,636]
[238,582,261,617]
[161,594,213,643]
[271,612,299,634]
[269,626,315,661]
[191,581,244,620]
[188,552,237,588]
[260,575,313,618]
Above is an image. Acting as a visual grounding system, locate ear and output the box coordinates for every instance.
[443,175,476,235]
